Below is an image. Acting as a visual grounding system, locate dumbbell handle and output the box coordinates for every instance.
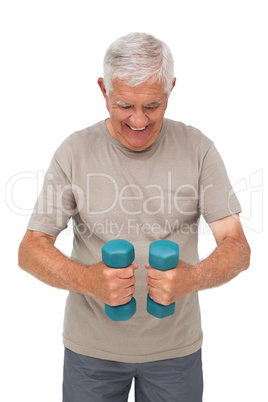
[147,239,179,319]
[102,239,136,321]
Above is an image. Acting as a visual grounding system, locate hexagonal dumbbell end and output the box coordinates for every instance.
[102,239,136,321]
[147,239,179,319]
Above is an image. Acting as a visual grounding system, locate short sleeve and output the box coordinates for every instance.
[198,142,241,223]
[27,154,77,237]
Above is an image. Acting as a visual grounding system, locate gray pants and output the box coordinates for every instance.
[63,348,203,401]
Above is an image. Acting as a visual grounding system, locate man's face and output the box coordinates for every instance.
[98,78,175,151]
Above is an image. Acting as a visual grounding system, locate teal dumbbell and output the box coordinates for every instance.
[102,239,136,321]
[147,239,179,319]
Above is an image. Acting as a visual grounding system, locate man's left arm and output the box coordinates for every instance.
[146,214,251,305]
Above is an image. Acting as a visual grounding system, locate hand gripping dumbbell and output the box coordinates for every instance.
[147,239,179,319]
[102,239,136,321]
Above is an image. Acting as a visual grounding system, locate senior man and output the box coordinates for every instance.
[19,32,250,401]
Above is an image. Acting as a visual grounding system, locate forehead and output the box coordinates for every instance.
[110,79,166,103]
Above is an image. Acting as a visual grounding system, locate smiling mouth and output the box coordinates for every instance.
[127,124,147,131]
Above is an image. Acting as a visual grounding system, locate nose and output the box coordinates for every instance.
[128,108,148,128]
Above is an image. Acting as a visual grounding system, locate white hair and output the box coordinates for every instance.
[103,32,174,96]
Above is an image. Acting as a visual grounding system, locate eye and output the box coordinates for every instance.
[145,106,158,111]
[121,105,131,110]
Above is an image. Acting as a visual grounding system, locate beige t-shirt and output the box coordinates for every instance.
[28,118,241,363]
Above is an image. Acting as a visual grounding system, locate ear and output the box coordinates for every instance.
[171,77,176,92]
[164,78,177,112]
[97,78,110,111]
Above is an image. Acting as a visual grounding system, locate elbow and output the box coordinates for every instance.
[18,239,30,272]
[244,241,251,271]
[18,230,37,272]
[18,241,26,270]
[225,235,251,273]
[240,238,251,272]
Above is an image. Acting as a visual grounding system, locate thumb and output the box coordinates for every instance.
[132,262,138,270]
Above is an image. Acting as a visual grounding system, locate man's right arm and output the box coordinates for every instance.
[18,230,136,306]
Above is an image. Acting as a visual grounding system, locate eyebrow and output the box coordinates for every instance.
[115,100,132,107]
[115,99,163,108]
[144,101,163,108]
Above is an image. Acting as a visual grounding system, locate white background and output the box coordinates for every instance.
[1,0,267,400]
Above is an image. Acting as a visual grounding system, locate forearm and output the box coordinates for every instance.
[18,231,137,304]
[18,233,90,294]
[191,236,250,292]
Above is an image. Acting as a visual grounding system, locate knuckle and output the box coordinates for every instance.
[167,269,176,281]
[162,298,170,306]
[125,266,132,273]
[103,267,112,279]
[110,290,118,300]
[106,281,114,291]
[108,300,118,307]
[162,291,171,305]
[165,282,172,293]
[129,269,135,278]
[108,294,118,306]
